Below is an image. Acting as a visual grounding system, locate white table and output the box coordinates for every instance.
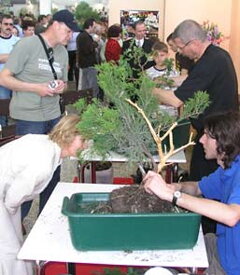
[18,183,208,274]
[78,150,186,183]
[80,150,186,164]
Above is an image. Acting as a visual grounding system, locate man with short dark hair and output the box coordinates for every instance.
[122,20,154,79]
[34,14,47,34]
[144,111,240,275]
[0,9,79,220]
[76,18,99,97]
[166,32,194,75]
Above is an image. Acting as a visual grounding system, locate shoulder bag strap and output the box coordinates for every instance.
[38,34,57,80]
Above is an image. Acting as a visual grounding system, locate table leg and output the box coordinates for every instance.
[34,260,41,275]
[34,260,48,275]
[78,162,97,183]
[67,262,76,275]
[91,162,97,183]
[165,165,172,183]
[165,163,179,183]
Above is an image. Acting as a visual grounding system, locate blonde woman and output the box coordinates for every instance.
[0,114,87,275]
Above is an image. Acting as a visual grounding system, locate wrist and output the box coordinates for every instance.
[174,183,182,192]
[172,190,182,206]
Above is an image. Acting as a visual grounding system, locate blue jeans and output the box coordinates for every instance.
[0,86,12,127]
[17,117,61,220]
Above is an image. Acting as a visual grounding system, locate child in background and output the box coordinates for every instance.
[146,41,178,81]
[146,41,179,117]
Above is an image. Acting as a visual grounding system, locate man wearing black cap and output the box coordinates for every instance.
[0,10,79,223]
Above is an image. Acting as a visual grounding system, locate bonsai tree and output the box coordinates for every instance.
[74,57,209,175]
[73,54,209,214]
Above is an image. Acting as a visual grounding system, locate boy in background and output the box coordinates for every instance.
[146,41,178,80]
[146,41,181,117]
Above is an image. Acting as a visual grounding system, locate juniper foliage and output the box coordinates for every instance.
[74,57,209,169]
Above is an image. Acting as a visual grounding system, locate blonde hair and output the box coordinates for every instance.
[49,114,81,148]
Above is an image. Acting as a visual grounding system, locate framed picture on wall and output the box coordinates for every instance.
[120,10,160,40]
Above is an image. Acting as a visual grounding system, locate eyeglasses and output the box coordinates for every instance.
[2,22,13,26]
[177,39,195,51]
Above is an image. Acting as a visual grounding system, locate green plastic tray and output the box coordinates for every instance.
[62,192,201,251]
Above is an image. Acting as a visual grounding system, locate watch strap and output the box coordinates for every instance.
[172,191,181,206]
[172,194,178,206]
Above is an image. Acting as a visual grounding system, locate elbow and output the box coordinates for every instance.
[0,72,3,85]
[0,70,10,86]
[171,91,183,108]
[226,219,238,227]
[224,213,240,227]
[170,96,183,108]
[172,100,183,108]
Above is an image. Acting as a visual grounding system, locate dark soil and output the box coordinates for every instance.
[110,185,174,213]
[88,185,177,214]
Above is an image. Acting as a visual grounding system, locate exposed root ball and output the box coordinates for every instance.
[109,185,173,213]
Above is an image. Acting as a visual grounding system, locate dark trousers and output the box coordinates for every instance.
[16,117,61,220]
[68,50,79,89]
[190,132,218,234]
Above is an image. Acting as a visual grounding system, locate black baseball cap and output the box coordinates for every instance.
[52,9,79,32]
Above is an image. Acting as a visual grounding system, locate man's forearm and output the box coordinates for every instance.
[153,88,183,108]
[176,193,240,227]
[0,53,9,64]
[0,70,38,93]
[173,181,201,196]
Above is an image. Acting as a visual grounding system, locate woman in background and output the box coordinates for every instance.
[105,24,122,63]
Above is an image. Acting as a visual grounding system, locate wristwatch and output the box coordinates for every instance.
[172,191,182,206]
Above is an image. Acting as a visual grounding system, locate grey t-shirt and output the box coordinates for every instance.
[5,35,68,121]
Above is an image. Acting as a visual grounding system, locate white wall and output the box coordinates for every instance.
[164,0,232,50]
[39,0,52,15]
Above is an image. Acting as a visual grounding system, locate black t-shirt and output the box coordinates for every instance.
[176,52,195,73]
[175,44,239,131]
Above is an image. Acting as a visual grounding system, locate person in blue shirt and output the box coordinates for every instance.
[144,111,240,275]
[0,14,19,126]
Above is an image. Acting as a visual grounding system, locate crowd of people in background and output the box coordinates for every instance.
[0,10,168,102]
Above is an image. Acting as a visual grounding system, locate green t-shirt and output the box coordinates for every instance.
[5,35,68,121]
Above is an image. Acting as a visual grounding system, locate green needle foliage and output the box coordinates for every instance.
[163,57,175,75]
[154,58,176,89]
[74,56,210,170]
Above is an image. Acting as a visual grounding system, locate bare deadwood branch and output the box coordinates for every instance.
[126,99,159,144]
[126,99,166,168]
[160,122,178,141]
[126,99,196,173]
